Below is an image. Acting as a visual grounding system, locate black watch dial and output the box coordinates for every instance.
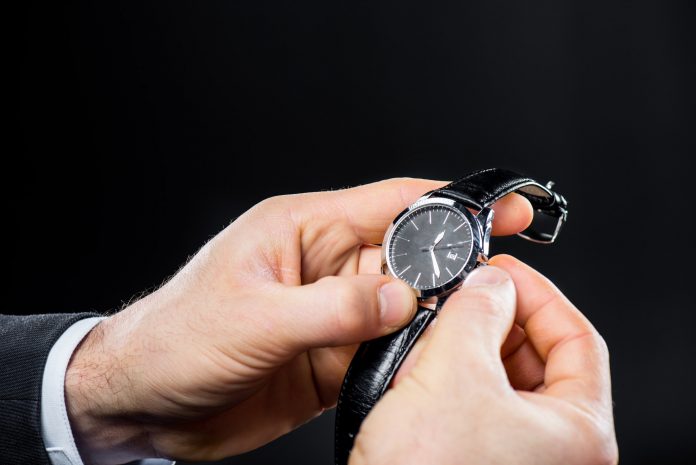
[387,204,474,291]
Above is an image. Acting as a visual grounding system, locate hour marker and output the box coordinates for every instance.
[443,211,450,224]
[398,265,412,276]
[429,211,432,224]
[413,272,421,287]
[410,220,419,230]
[432,273,436,286]
[453,222,465,232]
[393,253,408,257]
[446,267,454,278]
[395,235,410,242]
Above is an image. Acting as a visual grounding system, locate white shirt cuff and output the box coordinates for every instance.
[41,316,174,465]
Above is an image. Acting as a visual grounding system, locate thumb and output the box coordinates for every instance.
[272,275,417,351]
[416,265,517,390]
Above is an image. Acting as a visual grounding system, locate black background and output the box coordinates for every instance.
[11,1,695,464]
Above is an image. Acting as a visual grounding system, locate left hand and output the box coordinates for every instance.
[65,178,533,463]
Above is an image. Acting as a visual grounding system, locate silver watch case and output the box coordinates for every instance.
[380,195,493,300]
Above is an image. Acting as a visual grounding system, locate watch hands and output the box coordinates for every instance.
[433,231,445,246]
[430,248,440,278]
[420,242,466,252]
[428,231,445,279]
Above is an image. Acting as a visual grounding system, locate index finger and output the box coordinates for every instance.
[301,178,534,244]
[489,254,613,420]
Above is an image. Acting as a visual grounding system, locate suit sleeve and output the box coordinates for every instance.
[0,313,102,465]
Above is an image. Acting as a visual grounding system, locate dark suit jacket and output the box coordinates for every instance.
[1,313,101,465]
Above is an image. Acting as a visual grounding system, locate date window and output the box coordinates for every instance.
[447,251,458,261]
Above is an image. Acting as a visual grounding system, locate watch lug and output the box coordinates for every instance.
[477,208,494,257]
[477,252,489,266]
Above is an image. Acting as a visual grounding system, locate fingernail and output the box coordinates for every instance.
[463,266,509,287]
[379,281,415,327]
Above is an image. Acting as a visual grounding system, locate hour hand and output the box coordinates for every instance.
[430,248,440,278]
[433,230,445,246]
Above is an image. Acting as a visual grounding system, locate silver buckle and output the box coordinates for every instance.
[517,209,567,244]
[516,181,568,244]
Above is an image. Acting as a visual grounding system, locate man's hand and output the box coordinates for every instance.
[350,256,618,465]
[64,178,534,464]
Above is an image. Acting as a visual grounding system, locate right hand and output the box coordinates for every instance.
[350,255,618,465]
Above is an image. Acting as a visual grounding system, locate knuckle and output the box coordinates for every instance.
[386,177,417,205]
[392,176,413,182]
[245,194,300,231]
[586,422,619,465]
[452,288,511,320]
[566,407,618,465]
[382,176,416,186]
[361,178,418,208]
[594,332,610,357]
[324,278,373,334]
[577,329,610,363]
[598,440,620,465]
[255,194,292,212]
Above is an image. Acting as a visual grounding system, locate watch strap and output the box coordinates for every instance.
[436,168,568,243]
[334,306,436,465]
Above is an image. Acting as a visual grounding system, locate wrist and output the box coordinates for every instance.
[64,317,155,465]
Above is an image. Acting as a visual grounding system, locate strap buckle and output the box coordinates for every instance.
[516,181,568,244]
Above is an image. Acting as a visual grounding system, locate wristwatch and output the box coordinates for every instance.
[334,168,568,465]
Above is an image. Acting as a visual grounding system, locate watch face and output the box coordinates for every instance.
[386,204,474,291]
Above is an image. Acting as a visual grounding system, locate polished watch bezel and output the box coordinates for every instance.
[381,196,483,299]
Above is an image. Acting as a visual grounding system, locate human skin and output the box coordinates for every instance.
[63,177,581,464]
[351,258,618,465]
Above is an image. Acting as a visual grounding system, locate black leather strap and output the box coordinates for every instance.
[437,168,568,243]
[438,168,554,209]
[334,168,567,465]
[334,306,436,464]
